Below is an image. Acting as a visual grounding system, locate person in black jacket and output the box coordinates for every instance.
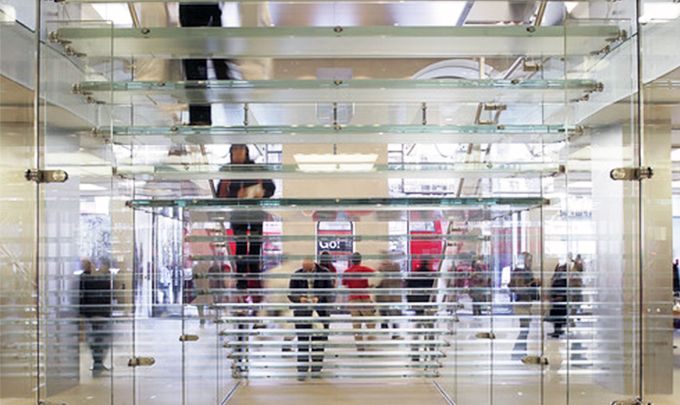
[217,144,276,290]
[547,263,568,338]
[407,260,435,361]
[288,259,335,379]
[179,3,238,125]
[508,252,541,360]
[79,258,113,376]
[674,260,680,294]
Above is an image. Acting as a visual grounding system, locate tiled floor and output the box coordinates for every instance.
[12,313,680,405]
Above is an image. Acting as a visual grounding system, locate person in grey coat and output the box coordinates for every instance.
[375,254,403,339]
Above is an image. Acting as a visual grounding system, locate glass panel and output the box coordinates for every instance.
[634,0,676,403]
[131,210,185,403]
[39,17,121,405]
[0,0,36,31]
[0,14,38,405]
[561,14,641,405]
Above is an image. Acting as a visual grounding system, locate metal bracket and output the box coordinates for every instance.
[483,103,506,111]
[475,332,496,339]
[610,398,645,405]
[521,355,549,365]
[49,32,86,58]
[332,102,339,127]
[475,103,505,125]
[179,334,200,342]
[127,357,156,367]
[610,167,654,181]
[25,169,68,184]
[523,61,543,72]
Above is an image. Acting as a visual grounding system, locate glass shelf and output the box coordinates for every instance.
[54,26,623,58]
[106,124,576,146]
[77,78,602,105]
[116,162,563,181]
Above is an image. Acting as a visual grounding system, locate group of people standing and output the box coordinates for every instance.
[508,252,585,360]
[286,252,437,379]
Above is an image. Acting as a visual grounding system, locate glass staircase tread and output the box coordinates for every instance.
[107,124,575,146]
[63,0,606,3]
[227,351,445,359]
[216,315,453,324]
[232,363,443,370]
[76,78,603,105]
[128,196,547,222]
[212,302,461,310]
[127,196,548,208]
[224,340,449,348]
[195,287,474,295]
[53,25,623,58]
[219,328,451,336]
[131,198,546,221]
[186,234,490,243]
[195,271,487,280]
[233,371,442,379]
[115,162,563,181]
[185,208,540,222]
[190,253,481,261]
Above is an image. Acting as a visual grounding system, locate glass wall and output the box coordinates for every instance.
[1,0,678,404]
[0,5,38,403]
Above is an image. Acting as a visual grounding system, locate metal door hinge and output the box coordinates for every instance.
[610,167,653,181]
[179,334,199,342]
[128,357,155,367]
[521,355,549,365]
[25,169,68,183]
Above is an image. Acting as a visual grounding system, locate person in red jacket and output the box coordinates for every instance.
[342,252,377,349]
